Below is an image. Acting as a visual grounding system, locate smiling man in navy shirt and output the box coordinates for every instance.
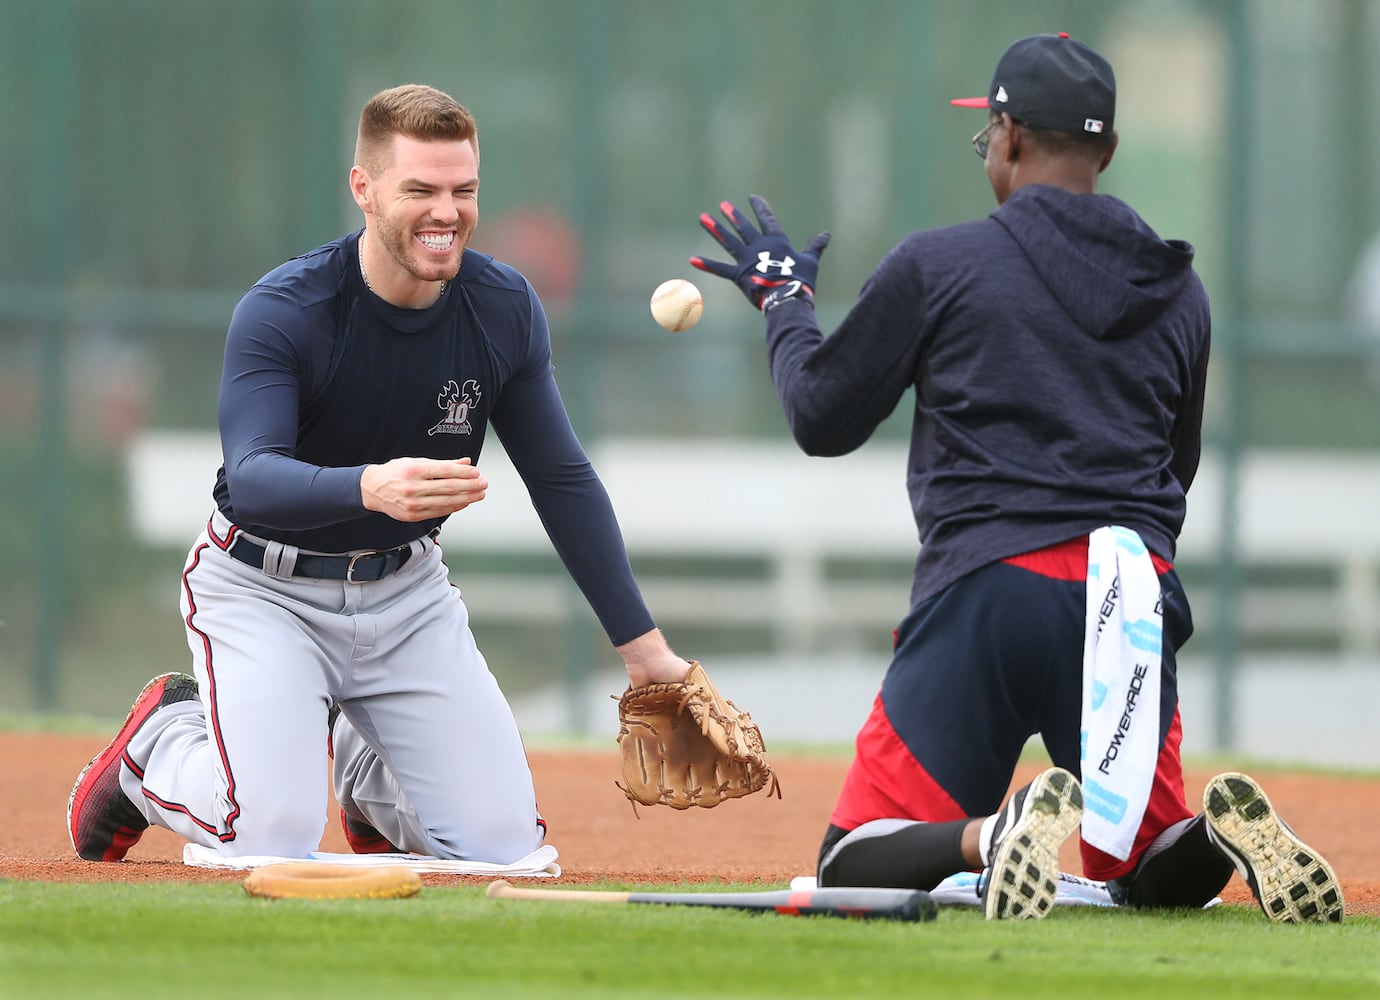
[69,84,695,869]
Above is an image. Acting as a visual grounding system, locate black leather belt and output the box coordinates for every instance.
[228,536,415,583]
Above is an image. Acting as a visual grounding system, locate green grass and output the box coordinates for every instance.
[1,880,1375,999]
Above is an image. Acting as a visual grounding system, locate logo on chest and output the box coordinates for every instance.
[429,378,483,436]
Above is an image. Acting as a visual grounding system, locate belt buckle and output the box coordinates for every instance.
[346,550,382,583]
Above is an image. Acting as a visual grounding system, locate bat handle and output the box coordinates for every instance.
[486,879,631,904]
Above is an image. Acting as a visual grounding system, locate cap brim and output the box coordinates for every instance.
[949,97,990,108]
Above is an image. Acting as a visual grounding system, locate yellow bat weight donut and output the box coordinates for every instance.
[242,862,421,900]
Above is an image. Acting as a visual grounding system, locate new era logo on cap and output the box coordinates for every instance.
[949,32,1115,137]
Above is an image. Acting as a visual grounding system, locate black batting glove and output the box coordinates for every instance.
[691,194,830,312]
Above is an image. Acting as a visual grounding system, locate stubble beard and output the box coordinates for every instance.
[372,213,470,285]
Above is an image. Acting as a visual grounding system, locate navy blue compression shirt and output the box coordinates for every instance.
[213,230,655,644]
[762,184,1212,609]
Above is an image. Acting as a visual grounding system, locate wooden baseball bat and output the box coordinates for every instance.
[485,880,936,922]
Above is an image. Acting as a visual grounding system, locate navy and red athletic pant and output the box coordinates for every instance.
[828,535,1196,882]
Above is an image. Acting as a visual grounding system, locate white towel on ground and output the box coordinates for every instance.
[183,842,561,877]
[788,873,1114,907]
[787,874,1218,909]
[1080,526,1163,861]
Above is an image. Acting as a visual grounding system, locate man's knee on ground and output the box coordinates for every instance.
[424,812,545,864]
[214,807,326,859]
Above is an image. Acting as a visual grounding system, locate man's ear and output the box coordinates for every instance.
[1098,131,1119,173]
[1002,113,1021,162]
[349,165,371,212]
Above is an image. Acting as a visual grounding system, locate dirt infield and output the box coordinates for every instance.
[3,732,1376,916]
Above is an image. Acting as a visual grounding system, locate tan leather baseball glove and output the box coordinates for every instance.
[615,660,781,810]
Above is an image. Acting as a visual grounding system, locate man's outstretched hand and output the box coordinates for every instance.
[692,194,829,311]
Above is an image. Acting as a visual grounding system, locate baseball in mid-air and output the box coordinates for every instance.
[649,278,704,332]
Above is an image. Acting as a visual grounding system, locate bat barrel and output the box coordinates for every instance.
[628,887,937,922]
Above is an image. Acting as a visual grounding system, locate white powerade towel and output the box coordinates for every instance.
[184,842,561,877]
[1080,526,1163,861]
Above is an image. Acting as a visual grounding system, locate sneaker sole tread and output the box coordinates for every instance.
[985,768,1084,920]
[1204,772,1344,924]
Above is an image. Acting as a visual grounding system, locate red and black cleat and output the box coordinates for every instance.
[67,673,200,861]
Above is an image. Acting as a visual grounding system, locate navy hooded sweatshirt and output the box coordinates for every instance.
[762,184,1211,609]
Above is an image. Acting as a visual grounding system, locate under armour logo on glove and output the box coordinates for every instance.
[756,251,795,276]
[692,195,829,311]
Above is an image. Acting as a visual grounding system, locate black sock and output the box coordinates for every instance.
[817,820,970,891]
[1108,815,1235,909]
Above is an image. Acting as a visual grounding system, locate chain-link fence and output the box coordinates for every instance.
[3,1,1378,758]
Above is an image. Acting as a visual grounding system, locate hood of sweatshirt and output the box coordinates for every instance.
[991,184,1196,339]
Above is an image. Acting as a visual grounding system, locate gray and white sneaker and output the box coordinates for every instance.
[1203,772,1344,924]
[981,767,1084,920]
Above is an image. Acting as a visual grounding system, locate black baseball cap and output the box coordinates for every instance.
[950,32,1115,136]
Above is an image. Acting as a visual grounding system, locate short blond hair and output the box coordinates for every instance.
[354,84,479,174]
